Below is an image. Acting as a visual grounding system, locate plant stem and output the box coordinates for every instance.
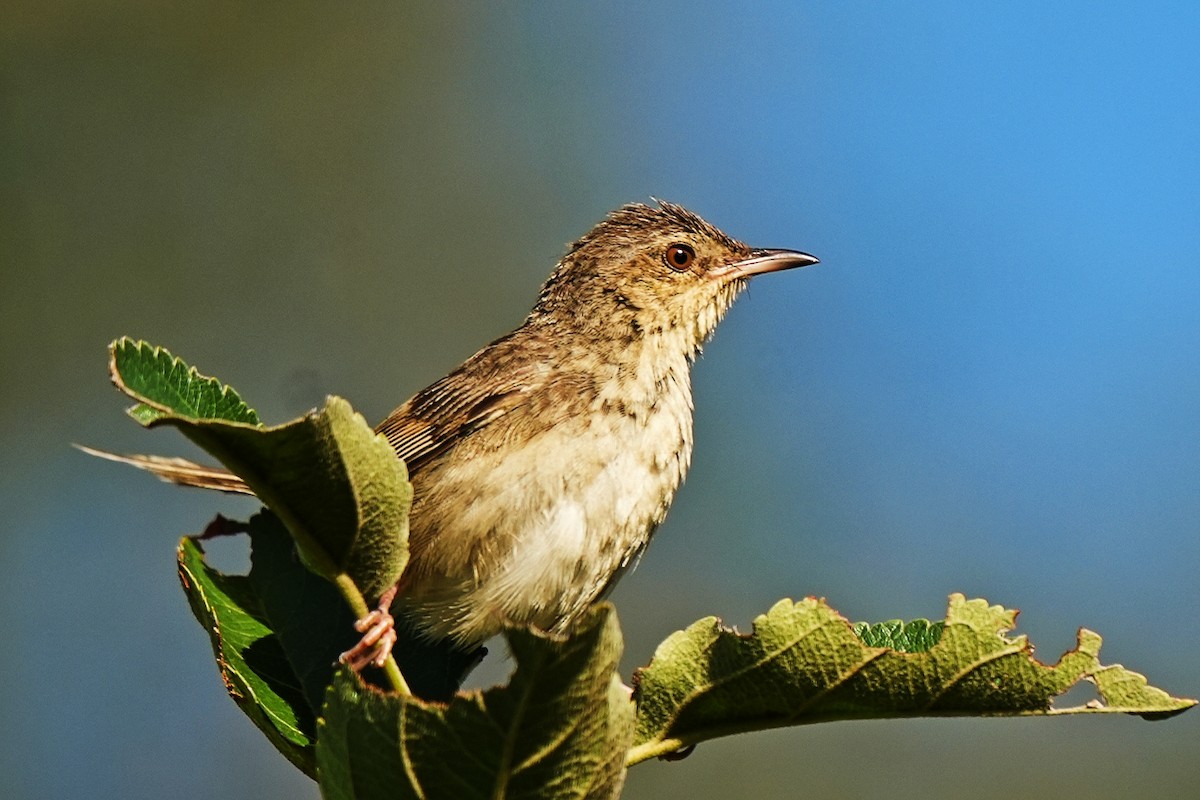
[625,738,686,767]
[180,429,413,697]
[333,572,411,696]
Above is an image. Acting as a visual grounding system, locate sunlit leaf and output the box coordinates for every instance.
[111,337,260,425]
[629,594,1196,764]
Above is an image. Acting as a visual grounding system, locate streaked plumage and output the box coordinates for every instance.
[96,201,817,648]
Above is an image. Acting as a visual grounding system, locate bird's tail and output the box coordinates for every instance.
[76,445,253,495]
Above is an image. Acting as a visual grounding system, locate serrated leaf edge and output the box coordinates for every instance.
[109,337,261,426]
[628,594,1196,764]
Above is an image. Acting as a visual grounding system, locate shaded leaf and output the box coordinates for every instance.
[178,531,316,777]
[316,605,635,800]
[244,512,362,713]
[179,512,485,774]
[110,339,409,601]
[629,593,1195,764]
[247,511,483,706]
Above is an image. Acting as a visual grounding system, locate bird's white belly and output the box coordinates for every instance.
[403,386,692,644]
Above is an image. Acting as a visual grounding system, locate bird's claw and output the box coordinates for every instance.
[338,586,399,671]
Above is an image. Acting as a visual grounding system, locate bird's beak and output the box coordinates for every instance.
[709,248,820,281]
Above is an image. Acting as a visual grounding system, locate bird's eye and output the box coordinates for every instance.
[664,243,695,271]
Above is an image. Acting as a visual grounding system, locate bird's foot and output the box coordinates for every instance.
[339,584,399,671]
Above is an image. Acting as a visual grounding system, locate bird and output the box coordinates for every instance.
[97,201,817,668]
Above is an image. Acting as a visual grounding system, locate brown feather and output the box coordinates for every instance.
[75,445,252,494]
[377,338,538,473]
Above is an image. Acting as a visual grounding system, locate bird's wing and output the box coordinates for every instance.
[375,350,546,474]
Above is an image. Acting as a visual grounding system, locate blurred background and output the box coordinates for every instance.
[3,3,1198,798]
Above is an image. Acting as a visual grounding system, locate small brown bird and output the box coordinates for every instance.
[106,201,817,664]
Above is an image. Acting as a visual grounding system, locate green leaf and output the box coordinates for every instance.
[245,511,483,706]
[315,605,636,800]
[110,339,409,600]
[852,618,943,652]
[242,512,363,714]
[178,512,488,778]
[111,337,260,425]
[628,593,1196,764]
[178,529,317,777]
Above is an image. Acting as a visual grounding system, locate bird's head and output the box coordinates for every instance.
[531,201,817,355]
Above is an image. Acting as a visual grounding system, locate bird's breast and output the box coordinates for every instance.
[401,358,695,644]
